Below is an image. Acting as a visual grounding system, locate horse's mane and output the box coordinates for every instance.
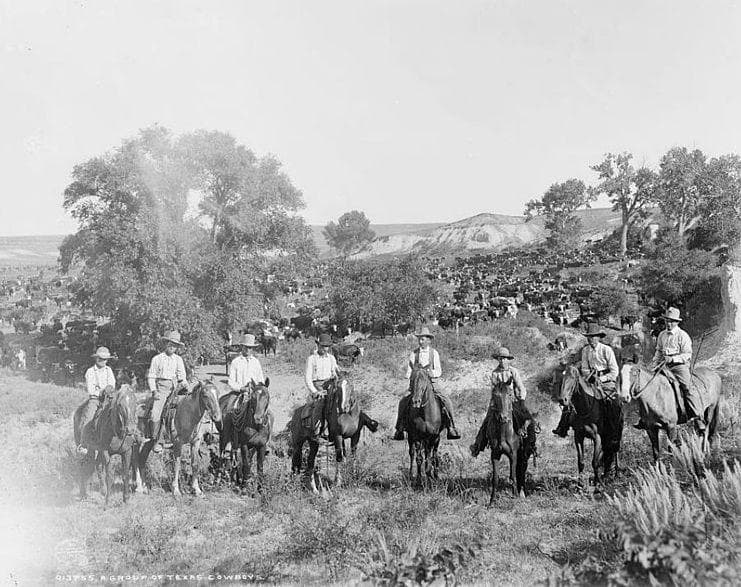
[410,368,434,407]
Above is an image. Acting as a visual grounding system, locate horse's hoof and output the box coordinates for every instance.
[518,490,525,498]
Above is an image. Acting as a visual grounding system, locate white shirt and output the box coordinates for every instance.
[228,355,265,392]
[304,351,339,394]
[85,364,116,397]
[653,326,692,366]
[406,347,442,379]
[147,352,187,392]
[581,342,619,382]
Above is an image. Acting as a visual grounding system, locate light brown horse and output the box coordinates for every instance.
[73,384,141,506]
[289,374,378,491]
[405,368,442,487]
[618,363,721,460]
[486,389,526,501]
[218,379,273,490]
[137,380,222,497]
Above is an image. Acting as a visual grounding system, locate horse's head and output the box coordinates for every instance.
[326,374,353,415]
[618,362,640,403]
[249,378,271,426]
[112,385,139,439]
[410,368,434,408]
[199,380,222,424]
[490,389,514,422]
[558,365,581,406]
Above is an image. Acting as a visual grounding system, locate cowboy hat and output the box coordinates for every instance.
[492,346,514,359]
[414,326,435,339]
[91,346,112,360]
[662,307,682,322]
[584,323,606,338]
[316,333,333,347]
[237,333,260,347]
[161,330,184,346]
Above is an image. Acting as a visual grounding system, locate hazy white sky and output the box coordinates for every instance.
[1,1,740,235]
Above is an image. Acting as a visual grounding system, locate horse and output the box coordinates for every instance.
[259,333,277,356]
[136,380,222,497]
[618,363,721,460]
[405,368,443,487]
[289,374,378,492]
[559,365,623,485]
[486,389,527,501]
[218,379,273,490]
[73,383,140,507]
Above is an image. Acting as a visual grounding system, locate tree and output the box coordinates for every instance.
[524,179,595,250]
[327,257,435,334]
[653,147,708,240]
[590,152,655,256]
[323,210,376,256]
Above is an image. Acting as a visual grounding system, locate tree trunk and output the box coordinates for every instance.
[721,240,741,335]
[619,218,629,257]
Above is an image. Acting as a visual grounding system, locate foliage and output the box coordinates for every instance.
[323,210,376,256]
[590,152,655,256]
[524,179,596,250]
[60,126,315,361]
[327,257,436,333]
[640,230,719,308]
[653,147,708,239]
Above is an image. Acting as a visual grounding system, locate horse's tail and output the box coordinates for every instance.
[707,400,721,445]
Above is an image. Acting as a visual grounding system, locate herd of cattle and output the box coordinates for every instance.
[1,241,655,386]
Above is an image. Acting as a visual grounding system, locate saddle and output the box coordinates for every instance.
[299,402,315,430]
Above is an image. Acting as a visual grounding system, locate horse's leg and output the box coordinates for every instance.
[307,440,320,493]
[79,454,94,500]
[172,444,182,497]
[667,424,679,455]
[574,431,585,486]
[516,444,527,497]
[256,445,265,493]
[647,427,661,462]
[431,442,440,480]
[333,435,343,487]
[291,437,304,475]
[408,440,415,483]
[102,451,112,508]
[489,451,498,507]
[191,439,203,497]
[592,432,603,486]
[509,448,518,497]
[416,443,424,488]
[122,449,132,504]
[135,443,150,493]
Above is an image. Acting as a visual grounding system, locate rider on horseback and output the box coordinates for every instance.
[634,307,698,430]
[553,323,618,437]
[76,346,115,455]
[304,333,340,439]
[469,346,536,457]
[146,331,188,453]
[225,333,265,452]
[392,327,461,441]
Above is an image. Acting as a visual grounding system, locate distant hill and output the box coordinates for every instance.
[352,208,622,258]
[0,210,622,266]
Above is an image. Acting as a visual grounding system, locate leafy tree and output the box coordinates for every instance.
[327,257,435,334]
[524,179,595,250]
[653,147,708,240]
[323,210,376,256]
[590,152,656,256]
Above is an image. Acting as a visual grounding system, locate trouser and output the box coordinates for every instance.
[311,380,328,436]
[150,379,175,441]
[79,396,100,446]
[472,399,535,452]
[668,363,699,418]
[394,389,457,432]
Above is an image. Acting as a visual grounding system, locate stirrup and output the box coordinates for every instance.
[153,443,163,454]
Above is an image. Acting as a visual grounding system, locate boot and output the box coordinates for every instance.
[633,420,646,430]
[552,410,570,438]
[392,429,405,441]
[151,420,164,453]
[469,443,481,458]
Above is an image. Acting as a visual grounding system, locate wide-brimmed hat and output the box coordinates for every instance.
[238,333,260,348]
[91,346,111,360]
[492,346,514,360]
[414,326,435,339]
[662,307,682,322]
[585,323,606,338]
[316,333,333,347]
[161,330,184,346]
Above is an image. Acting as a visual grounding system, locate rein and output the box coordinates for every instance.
[629,361,665,399]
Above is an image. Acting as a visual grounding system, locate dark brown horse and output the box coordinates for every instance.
[136,380,222,497]
[618,363,721,460]
[405,368,442,487]
[73,384,140,506]
[486,389,527,501]
[218,379,273,489]
[559,365,623,485]
[289,374,378,491]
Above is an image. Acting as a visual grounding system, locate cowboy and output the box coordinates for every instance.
[470,346,536,457]
[77,346,116,455]
[225,333,266,451]
[392,327,461,441]
[636,307,696,429]
[147,330,187,453]
[553,324,618,437]
[304,333,340,438]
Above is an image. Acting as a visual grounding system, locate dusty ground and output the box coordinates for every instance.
[2,325,723,586]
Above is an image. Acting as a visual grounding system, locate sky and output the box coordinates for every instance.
[1,0,741,236]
